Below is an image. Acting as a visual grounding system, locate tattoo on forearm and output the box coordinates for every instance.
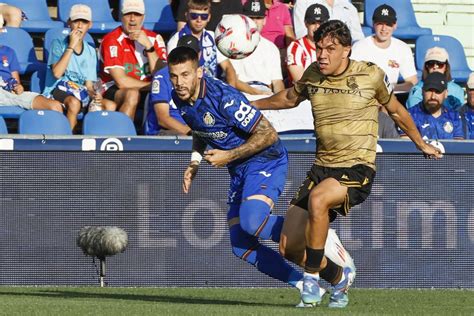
[229,117,277,161]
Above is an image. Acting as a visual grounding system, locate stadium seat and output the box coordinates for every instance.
[1,0,64,33]
[119,0,177,34]
[0,116,8,134]
[43,27,96,62]
[57,0,121,34]
[415,35,472,83]
[18,110,72,135]
[0,27,45,75]
[363,0,432,40]
[83,111,137,136]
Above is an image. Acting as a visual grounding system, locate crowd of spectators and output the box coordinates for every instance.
[0,0,472,140]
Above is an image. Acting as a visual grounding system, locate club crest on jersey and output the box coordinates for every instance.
[346,76,359,90]
[443,121,454,133]
[203,112,215,126]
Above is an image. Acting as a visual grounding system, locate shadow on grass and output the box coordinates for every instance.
[0,289,290,308]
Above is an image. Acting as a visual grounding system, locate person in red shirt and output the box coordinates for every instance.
[99,0,167,119]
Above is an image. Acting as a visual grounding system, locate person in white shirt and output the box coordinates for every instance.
[351,4,418,93]
[293,0,364,42]
[231,0,284,95]
[286,3,329,83]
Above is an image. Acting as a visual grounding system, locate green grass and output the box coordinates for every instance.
[0,287,472,315]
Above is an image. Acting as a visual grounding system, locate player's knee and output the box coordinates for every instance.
[308,193,330,219]
[239,199,271,236]
[229,225,259,264]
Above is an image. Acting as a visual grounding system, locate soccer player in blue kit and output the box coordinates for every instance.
[167,44,356,306]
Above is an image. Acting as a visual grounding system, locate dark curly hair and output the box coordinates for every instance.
[314,20,352,47]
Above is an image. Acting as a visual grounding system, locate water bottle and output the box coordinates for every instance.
[88,80,104,112]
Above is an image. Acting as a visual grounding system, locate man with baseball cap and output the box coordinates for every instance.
[459,72,474,139]
[99,0,168,121]
[352,4,418,93]
[406,47,464,111]
[43,4,113,132]
[400,72,463,139]
[229,0,284,95]
[144,35,201,136]
[286,4,329,83]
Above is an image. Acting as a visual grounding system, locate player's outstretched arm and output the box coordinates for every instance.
[384,94,443,159]
[204,116,278,167]
[251,86,304,110]
[183,135,207,193]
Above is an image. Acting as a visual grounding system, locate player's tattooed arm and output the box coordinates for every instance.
[204,116,278,167]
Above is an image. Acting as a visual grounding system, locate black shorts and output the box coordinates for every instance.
[290,164,376,221]
[52,88,87,114]
[103,84,148,104]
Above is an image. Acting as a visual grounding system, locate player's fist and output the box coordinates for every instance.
[183,163,199,193]
[204,149,232,168]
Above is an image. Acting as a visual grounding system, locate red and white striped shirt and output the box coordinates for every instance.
[286,36,317,82]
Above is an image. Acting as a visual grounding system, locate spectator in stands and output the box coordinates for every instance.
[144,35,196,136]
[400,72,463,140]
[167,0,237,87]
[44,4,115,132]
[177,0,243,32]
[293,0,364,42]
[286,4,329,83]
[231,0,284,95]
[406,47,464,111]
[0,14,62,114]
[100,0,167,120]
[0,3,26,27]
[351,4,418,93]
[258,0,295,50]
[459,72,474,139]
[378,106,400,139]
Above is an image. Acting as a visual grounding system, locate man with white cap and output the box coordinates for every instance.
[459,72,474,139]
[351,4,418,93]
[406,47,464,111]
[44,4,113,132]
[99,0,167,120]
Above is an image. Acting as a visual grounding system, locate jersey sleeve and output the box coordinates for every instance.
[221,92,263,134]
[48,38,65,66]
[453,113,464,139]
[8,48,21,73]
[152,33,168,61]
[100,36,124,73]
[373,66,393,105]
[150,73,171,104]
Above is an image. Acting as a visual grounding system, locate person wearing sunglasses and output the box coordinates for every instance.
[167,0,238,88]
[459,72,474,139]
[406,47,464,111]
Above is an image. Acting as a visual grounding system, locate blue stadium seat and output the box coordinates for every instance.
[57,0,121,34]
[43,27,96,62]
[83,111,137,136]
[0,116,8,134]
[363,0,432,40]
[0,27,45,74]
[1,0,64,33]
[0,106,26,119]
[119,0,177,34]
[19,110,72,135]
[415,35,472,84]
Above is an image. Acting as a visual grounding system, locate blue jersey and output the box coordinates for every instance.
[0,46,20,83]
[172,75,286,167]
[402,102,464,140]
[144,66,186,135]
[460,104,474,139]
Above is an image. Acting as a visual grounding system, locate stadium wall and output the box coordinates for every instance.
[0,136,473,288]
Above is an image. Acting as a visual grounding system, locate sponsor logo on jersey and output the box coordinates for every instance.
[193,130,228,140]
[259,171,272,177]
[203,112,215,126]
[421,123,430,129]
[224,100,234,109]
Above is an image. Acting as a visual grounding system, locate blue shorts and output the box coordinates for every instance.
[227,153,288,206]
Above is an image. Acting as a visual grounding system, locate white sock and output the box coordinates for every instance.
[304,272,320,280]
[295,280,304,293]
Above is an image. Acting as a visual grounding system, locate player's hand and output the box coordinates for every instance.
[69,29,83,49]
[204,149,233,167]
[129,30,152,49]
[183,163,199,194]
[419,142,443,159]
[13,83,24,95]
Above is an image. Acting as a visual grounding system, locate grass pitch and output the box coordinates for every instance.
[0,287,472,315]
